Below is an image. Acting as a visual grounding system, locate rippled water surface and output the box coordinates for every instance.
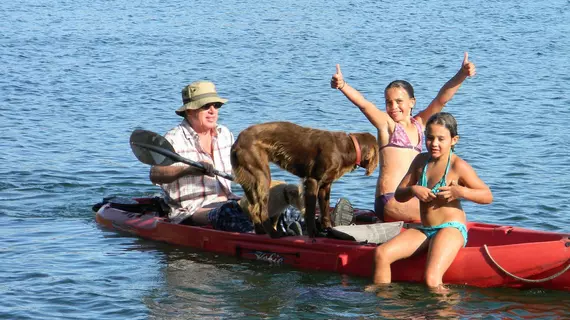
[1,0,569,318]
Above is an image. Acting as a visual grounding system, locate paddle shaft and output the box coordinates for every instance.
[132,142,235,181]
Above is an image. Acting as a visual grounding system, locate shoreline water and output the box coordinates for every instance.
[2,0,569,318]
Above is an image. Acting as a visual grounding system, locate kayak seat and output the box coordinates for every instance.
[328,221,404,244]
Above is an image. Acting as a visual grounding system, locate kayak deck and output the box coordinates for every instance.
[95,201,570,291]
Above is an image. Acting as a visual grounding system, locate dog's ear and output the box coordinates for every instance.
[359,133,380,176]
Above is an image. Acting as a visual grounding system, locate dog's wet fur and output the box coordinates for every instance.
[231,121,379,238]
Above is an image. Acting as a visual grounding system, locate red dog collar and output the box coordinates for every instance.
[349,134,361,166]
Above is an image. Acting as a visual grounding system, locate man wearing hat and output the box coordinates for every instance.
[150,80,253,233]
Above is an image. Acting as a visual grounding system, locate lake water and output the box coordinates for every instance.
[1,0,569,318]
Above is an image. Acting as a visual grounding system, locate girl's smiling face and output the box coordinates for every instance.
[425,123,459,159]
[384,87,415,121]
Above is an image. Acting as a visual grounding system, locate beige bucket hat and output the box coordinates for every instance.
[175,81,228,116]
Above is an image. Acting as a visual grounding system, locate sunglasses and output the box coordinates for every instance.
[200,103,222,110]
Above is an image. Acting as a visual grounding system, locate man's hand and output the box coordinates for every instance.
[200,161,216,177]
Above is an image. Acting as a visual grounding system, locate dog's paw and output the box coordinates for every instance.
[262,220,287,238]
[254,223,267,235]
[306,225,322,238]
[307,230,328,238]
[317,227,331,238]
[268,229,287,239]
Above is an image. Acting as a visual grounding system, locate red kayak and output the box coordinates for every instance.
[95,197,570,292]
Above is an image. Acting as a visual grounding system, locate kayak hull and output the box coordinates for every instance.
[95,200,570,291]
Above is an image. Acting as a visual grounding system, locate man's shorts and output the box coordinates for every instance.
[207,200,254,233]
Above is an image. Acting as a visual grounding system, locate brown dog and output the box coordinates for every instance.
[231,121,379,238]
[238,180,305,232]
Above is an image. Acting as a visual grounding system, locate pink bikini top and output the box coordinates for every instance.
[380,117,424,153]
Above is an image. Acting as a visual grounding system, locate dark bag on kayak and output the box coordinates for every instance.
[92,196,170,217]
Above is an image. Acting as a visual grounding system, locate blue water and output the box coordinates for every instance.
[2,0,569,318]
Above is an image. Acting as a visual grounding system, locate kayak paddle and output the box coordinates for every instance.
[129,129,234,181]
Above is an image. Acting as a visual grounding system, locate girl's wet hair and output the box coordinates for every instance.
[385,80,415,98]
[426,112,458,136]
[426,112,459,150]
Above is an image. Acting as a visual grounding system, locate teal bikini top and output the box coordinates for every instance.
[419,150,453,194]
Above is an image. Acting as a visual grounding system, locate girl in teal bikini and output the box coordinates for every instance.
[331,53,476,223]
[371,112,493,290]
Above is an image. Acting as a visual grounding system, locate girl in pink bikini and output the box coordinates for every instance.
[331,53,476,222]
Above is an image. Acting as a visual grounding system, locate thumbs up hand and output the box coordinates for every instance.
[460,52,476,77]
[331,64,346,89]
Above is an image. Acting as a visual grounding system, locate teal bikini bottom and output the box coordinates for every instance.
[415,221,468,247]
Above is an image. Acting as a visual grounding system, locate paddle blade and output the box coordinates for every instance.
[130,129,176,166]
[129,128,235,181]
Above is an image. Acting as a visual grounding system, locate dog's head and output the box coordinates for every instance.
[355,133,380,176]
[283,183,305,214]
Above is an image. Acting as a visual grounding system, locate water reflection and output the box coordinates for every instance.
[365,283,464,319]
[463,287,570,319]
[122,238,570,319]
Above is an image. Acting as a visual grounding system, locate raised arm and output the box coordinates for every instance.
[331,64,392,129]
[415,52,476,125]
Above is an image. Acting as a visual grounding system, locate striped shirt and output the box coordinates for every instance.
[157,120,236,223]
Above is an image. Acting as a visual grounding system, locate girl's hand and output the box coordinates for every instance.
[436,180,463,202]
[331,64,346,89]
[412,185,437,202]
[460,52,476,77]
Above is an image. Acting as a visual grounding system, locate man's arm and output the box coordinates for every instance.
[149,162,214,184]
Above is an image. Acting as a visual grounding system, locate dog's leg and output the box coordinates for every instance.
[303,178,319,237]
[256,176,274,236]
[233,164,265,234]
[250,168,284,238]
[241,186,265,234]
[318,182,332,229]
[251,173,273,235]
[232,146,277,236]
